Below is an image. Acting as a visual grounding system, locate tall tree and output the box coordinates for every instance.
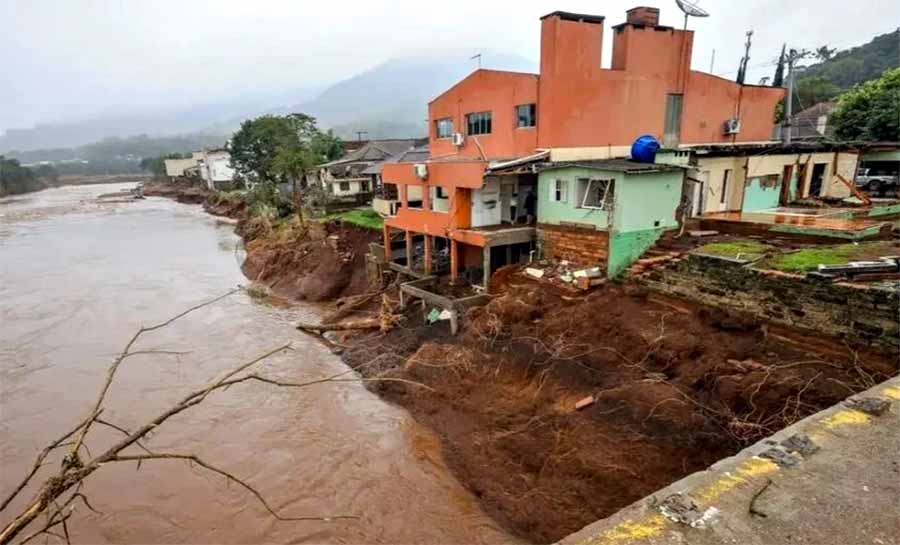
[831,67,900,141]
[773,44,786,87]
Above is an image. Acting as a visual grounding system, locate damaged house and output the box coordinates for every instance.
[312,138,426,201]
[380,6,785,286]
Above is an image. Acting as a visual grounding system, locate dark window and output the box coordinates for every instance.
[435,118,453,138]
[466,111,492,135]
[516,104,536,128]
[339,181,350,191]
[435,186,448,199]
[360,180,370,192]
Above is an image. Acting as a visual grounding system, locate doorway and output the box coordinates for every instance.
[691,171,709,217]
[716,169,732,212]
[779,164,794,205]
[809,163,827,197]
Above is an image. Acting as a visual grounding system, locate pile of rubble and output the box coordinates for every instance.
[626,251,687,278]
[523,260,606,291]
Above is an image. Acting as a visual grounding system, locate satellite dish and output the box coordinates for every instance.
[675,0,710,18]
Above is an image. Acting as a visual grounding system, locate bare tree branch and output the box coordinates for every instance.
[67,289,240,464]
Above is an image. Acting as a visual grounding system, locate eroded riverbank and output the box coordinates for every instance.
[0,184,518,544]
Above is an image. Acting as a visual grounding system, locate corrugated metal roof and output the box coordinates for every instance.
[538,159,684,174]
[360,144,430,175]
[321,138,425,168]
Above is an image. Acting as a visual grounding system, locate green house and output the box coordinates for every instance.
[536,160,685,277]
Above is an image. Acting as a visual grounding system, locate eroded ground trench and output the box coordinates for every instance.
[342,281,897,544]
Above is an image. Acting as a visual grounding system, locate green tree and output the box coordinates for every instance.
[0,156,42,196]
[831,67,900,141]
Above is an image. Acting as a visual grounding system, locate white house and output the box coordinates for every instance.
[197,148,236,190]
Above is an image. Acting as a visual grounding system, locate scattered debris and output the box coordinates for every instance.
[525,267,545,279]
[689,230,719,237]
[759,448,800,468]
[780,434,820,456]
[574,395,595,410]
[847,397,891,416]
[659,493,720,528]
[748,478,774,518]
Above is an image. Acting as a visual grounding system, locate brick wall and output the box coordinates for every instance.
[537,223,609,266]
[638,254,899,354]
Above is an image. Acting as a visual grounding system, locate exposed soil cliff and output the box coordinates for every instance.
[145,180,376,302]
[341,279,897,543]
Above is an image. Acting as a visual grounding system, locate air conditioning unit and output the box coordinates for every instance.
[414,163,428,180]
[723,118,742,135]
[451,133,465,146]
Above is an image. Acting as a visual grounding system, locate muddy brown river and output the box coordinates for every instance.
[0,184,517,544]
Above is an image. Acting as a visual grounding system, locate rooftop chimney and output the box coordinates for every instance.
[626,6,660,26]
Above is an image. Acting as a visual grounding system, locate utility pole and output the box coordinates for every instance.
[355,131,368,142]
[470,53,482,69]
[736,30,753,84]
[709,49,716,73]
[783,48,809,144]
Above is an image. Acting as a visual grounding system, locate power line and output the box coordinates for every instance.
[713,25,899,78]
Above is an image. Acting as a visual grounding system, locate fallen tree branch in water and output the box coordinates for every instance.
[2,289,431,544]
[296,318,381,333]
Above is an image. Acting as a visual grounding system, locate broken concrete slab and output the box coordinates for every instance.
[557,377,900,545]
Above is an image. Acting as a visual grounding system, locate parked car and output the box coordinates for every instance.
[856,164,899,196]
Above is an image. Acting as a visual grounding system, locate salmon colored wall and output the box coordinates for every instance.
[382,160,486,190]
[538,14,783,148]
[428,69,538,160]
[682,72,785,143]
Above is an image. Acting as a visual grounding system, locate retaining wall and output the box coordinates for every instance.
[639,253,899,354]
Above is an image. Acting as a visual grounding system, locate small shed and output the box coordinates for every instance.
[536,159,685,277]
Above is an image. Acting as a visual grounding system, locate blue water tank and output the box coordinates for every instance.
[630,135,660,163]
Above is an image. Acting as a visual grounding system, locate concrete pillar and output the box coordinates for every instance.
[382,225,392,262]
[482,246,491,291]
[400,184,408,207]
[405,230,413,269]
[424,235,433,275]
[450,239,459,283]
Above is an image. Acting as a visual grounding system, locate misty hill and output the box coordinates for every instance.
[792,30,899,109]
[0,88,322,153]
[290,53,538,139]
[7,134,226,175]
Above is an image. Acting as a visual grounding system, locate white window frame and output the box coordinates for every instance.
[579,178,614,210]
[435,118,453,139]
[550,179,568,202]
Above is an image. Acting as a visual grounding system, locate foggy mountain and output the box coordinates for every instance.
[2,52,536,153]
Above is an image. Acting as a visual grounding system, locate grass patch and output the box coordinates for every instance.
[760,241,897,273]
[320,208,383,231]
[695,240,774,261]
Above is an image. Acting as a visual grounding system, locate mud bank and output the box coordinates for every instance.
[143,178,211,205]
[342,280,897,544]
[145,180,376,302]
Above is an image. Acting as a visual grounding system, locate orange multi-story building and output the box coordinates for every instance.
[380,6,785,286]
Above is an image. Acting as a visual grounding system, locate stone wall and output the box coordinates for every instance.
[639,254,899,354]
[537,223,608,266]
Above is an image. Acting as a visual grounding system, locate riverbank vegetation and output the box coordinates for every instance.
[0,157,58,197]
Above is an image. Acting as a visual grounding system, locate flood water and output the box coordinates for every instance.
[0,184,516,544]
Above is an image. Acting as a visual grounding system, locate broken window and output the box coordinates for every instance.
[466,111,492,135]
[360,180,370,192]
[577,178,615,210]
[550,179,568,202]
[434,186,448,199]
[516,104,536,128]
[435,118,453,138]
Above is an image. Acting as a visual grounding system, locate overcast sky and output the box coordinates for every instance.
[2,0,898,132]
